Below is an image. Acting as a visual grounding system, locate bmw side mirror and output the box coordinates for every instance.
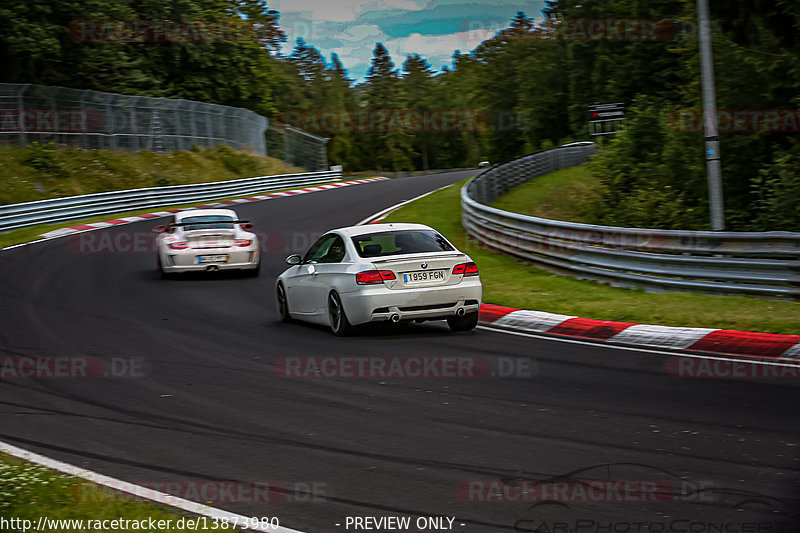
[286,254,302,265]
[152,225,166,234]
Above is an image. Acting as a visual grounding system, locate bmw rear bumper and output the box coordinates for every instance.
[340,280,482,325]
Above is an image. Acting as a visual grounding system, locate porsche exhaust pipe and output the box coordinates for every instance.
[206,265,219,272]
[390,314,401,323]
[456,308,466,316]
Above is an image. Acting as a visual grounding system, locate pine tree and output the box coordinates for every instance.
[362,43,414,171]
[402,54,436,169]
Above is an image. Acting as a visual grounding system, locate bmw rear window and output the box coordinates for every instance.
[352,230,454,258]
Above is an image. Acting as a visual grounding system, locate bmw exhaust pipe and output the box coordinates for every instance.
[390,314,401,323]
[456,308,466,316]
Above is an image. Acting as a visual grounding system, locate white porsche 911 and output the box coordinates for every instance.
[275,223,482,335]
[152,208,260,278]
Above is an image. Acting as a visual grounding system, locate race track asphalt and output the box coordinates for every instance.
[1,170,798,532]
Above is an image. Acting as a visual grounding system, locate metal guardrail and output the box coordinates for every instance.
[0,170,342,231]
[462,143,800,297]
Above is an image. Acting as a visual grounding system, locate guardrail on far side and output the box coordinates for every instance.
[0,170,342,231]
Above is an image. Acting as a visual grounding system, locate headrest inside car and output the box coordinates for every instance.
[362,243,382,256]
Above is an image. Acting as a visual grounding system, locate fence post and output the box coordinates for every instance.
[189,101,198,149]
[80,89,88,148]
[18,84,29,146]
[106,93,117,151]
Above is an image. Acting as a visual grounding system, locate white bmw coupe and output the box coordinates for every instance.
[275,223,482,335]
[152,208,260,278]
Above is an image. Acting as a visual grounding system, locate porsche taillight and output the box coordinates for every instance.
[168,241,188,250]
[235,239,252,247]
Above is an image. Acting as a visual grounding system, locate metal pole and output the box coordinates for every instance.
[698,0,725,231]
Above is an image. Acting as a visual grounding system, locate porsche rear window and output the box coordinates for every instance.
[181,216,234,230]
[352,230,454,258]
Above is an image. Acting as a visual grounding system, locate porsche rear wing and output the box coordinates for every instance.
[172,220,250,227]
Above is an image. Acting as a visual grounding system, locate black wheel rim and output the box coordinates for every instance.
[329,293,341,330]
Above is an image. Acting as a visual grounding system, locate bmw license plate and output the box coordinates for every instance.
[198,255,228,263]
[403,270,445,284]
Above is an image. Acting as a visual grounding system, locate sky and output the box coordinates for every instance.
[268,0,548,82]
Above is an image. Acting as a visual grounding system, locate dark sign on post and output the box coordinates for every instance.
[589,102,625,136]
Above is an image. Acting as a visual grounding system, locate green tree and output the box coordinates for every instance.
[362,43,414,171]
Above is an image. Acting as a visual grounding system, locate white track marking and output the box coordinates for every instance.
[609,324,718,349]
[0,440,307,533]
[355,183,458,225]
[492,310,576,333]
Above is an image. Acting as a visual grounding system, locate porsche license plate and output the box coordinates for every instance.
[403,270,445,283]
[198,255,228,263]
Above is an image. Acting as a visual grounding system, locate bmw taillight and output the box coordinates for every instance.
[168,241,188,250]
[235,239,252,247]
[453,262,478,276]
[356,270,397,285]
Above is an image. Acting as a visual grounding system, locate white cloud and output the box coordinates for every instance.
[271,0,424,23]
[392,28,494,59]
[271,1,539,81]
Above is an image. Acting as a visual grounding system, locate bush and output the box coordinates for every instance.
[590,96,708,230]
[25,142,66,178]
[750,146,800,231]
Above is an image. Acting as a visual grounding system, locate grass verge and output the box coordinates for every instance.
[0,143,303,205]
[491,164,600,223]
[383,178,800,334]
[0,455,220,530]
